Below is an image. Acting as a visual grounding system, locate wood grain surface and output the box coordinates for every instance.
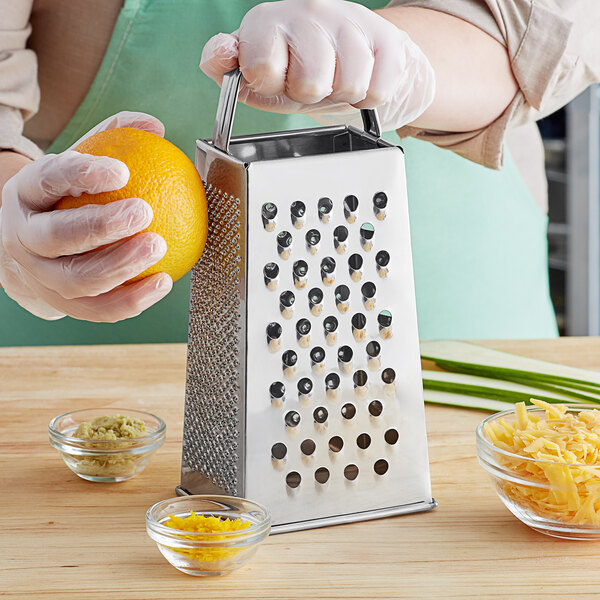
[1,338,600,600]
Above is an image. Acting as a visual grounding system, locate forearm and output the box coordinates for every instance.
[0,151,32,208]
[377,6,518,132]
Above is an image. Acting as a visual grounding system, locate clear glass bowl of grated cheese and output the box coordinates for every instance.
[477,402,600,540]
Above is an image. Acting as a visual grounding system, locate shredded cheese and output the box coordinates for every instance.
[163,511,251,563]
[485,400,600,525]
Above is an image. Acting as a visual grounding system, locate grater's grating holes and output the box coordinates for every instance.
[285,411,301,427]
[368,400,383,417]
[384,428,399,445]
[382,368,396,384]
[344,464,359,481]
[357,433,372,449]
[353,370,368,387]
[271,442,287,460]
[315,467,330,484]
[341,403,356,419]
[374,459,389,475]
[269,381,285,399]
[373,192,388,209]
[183,184,242,495]
[313,406,328,423]
[286,472,301,488]
[318,197,333,222]
[300,439,316,455]
[328,436,343,452]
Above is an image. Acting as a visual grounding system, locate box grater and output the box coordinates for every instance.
[177,69,436,533]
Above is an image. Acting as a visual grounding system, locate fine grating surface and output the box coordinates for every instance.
[182,183,243,495]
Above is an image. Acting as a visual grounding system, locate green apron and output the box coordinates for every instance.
[0,0,558,345]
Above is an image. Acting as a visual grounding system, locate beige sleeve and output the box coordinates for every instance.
[387,0,600,169]
[0,0,43,160]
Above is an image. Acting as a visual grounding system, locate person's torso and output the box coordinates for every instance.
[1,0,557,346]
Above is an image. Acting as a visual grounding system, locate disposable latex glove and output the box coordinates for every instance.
[0,111,173,322]
[200,0,435,132]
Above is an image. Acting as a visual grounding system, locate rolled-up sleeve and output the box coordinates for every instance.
[0,0,43,160]
[387,0,600,169]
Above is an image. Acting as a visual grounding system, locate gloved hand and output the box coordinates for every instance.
[0,111,173,322]
[200,0,435,132]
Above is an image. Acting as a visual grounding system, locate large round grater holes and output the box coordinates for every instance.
[263,262,279,290]
[333,225,349,254]
[315,467,330,484]
[285,411,301,428]
[375,250,390,278]
[286,472,301,488]
[300,438,316,455]
[368,400,383,417]
[366,341,381,357]
[261,202,277,231]
[341,403,356,420]
[344,464,359,481]
[343,195,359,223]
[384,428,399,445]
[293,260,309,289]
[310,346,326,373]
[323,316,339,346]
[318,197,333,223]
[308,287,324,316]
[321,257,336,286]
[382,368,396,384]
[271,442,287,460]
[374,459,389,475]
[378,310,393,339]
[328,436,344,453]
[266,322,282,353]
[334,285,350,314]
[305,229,321,254]
[337,346,353,374]
[290,201,306,229]
[325,373,341,400]
[353,370,368,397]
[313,406,328,424]
[282,350,298,379]
[372,192,388,220]
[279,290,295,319]
[298,378,314,402]
[351,313,367,342]
[356,433,372,450]
[361,282,376,311]
[296,318,312,348]
[360,223,375,251]
[277,230,293,259]
[348,253,363,281]
[269,381,286,406]
[366,340,381,371]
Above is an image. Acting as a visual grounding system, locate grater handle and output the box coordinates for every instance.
[212,68,381,153]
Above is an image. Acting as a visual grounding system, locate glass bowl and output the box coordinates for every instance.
[477,404,600,540]
[48,408,166,482]
[146,495,271,576]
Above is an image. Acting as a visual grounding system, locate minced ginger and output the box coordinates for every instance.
[163,511,251,563]
[75,414,148,440]
[73,415,149,478]
[485,399,600,525]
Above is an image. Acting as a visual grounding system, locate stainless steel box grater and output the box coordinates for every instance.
[178,69,436,533]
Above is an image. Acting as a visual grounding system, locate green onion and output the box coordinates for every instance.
[420,341,600,412]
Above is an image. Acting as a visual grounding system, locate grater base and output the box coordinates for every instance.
[175,486,436,534]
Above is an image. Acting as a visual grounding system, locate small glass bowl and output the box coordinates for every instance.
[48,408,166,482]
[146,495,271,576]
[477,404,600,540]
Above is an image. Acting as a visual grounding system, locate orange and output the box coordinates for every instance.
[55,127,207,283]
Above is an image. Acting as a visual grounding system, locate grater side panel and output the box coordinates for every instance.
[181,149,247,496]
[244,147,432,526]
